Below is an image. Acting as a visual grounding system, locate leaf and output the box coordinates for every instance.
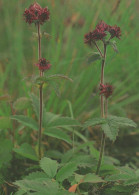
[108,40,118,53]
[14,179,59,195]
[56,162,78,182]
[101,116,137,141]
[102,121,119,141]
[0,117,12,129]
[0,139,13,168]
[84,118,106,128]
[87,52,101,64]
[108,116,137,128]
[75,173,104,183]
[44,128,72,144]
[24,171,48,181]
[11,115,38,130]
[13,97,30,111]
[40,157,58,178]
[47,117,81,128]
[13,143,38,161]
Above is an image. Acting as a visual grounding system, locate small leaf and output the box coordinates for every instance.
[102,121,119,141]
[44,128,72,144]
[13,143,38,161]
[13,97,30,111]
[0,117,12,129]
[56,162,78,182]
[40,157,58,178]
[87,52,101,64]
[11,115,38,130]
[84,118,106,128]
[108,40,118,53]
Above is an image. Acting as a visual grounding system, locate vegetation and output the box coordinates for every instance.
[0,0,138,194]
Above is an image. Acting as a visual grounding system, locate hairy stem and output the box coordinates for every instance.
[96,43,107,175]
[94,42,104,58]
[37,22,43,160]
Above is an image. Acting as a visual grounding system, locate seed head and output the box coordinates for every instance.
[99,83,113,98]
[36,58,51,71]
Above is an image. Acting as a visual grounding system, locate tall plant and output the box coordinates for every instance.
[84,21,136,174]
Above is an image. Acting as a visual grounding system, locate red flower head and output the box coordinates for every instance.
[99,83,113,98]
[108,25,121,39]
[36,58,51,71]
[23,2,50,25]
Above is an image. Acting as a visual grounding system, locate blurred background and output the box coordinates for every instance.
[0,0,139,164]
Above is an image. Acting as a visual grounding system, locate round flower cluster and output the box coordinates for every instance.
[36,58,51,71]
[99,83,113,98]
[23,2,50,25]
[84,21,121,45]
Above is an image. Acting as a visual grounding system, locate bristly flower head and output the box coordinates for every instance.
[84,21,121,45]
[99,83,113,98]
[108,25,121,39]
[23,2,50,25]
[36,58,51,71]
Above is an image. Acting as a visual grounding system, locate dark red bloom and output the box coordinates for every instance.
[36,58,51,71]
[99,83,113,98]
[108,25,121,39]
[23,2,50,25]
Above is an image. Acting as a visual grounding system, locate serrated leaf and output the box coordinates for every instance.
[108,40,118,53]
[102,121,119,141]
[24,171,48,181]
[0,116,12,129]
[13,143,38,161]
[13,97,30,111]
[108,116,137,128]
[56,162,78,182]
[30,93,40,119]
[87,52,101,64]
[14,179,59,195]
[47,117,81,128]
[44,128,72,144]
[11,115,38,130]
[84,118,106,128]
[75,173,104,183]
[40,157,58,178]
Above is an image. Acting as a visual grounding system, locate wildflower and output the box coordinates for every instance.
[108,25,121,39]
[23,2,50,25]
[36,58,51,71]
[99,83,113,98]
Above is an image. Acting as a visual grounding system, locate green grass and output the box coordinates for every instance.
[0,0,138,120]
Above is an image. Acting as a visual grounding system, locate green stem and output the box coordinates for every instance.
[37,22,43,160]
[96,43,107,175]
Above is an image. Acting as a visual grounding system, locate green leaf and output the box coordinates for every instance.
[108,40,118,53]
[56,162,78,182]
[13,97,30,111]
[47,117,81,128]
[87,52,101,64]
[30,93,40,119]
[102,121,119,141]
[24,171,48,181]
[0,139,13,168]
[84,118,106,128]
[44,128,72,144]
[0,94,11,102]
[75,173,104,183]
[13,143,38,161]
[0,116,12,129]
[11,115,38,130]
[108,116,137,128]
[40,157,58,178]
[14,179,59,195]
